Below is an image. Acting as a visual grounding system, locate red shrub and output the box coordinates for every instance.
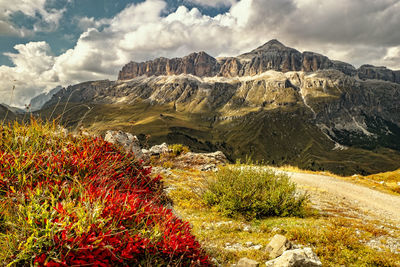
[0,127,210,266]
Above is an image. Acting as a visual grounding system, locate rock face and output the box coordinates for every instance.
[118,52,218,80]
[117,39,398,84]
[265,248,322,267]
[357,64,400,83]
[30,86,62,111]
[42,80,114,109]
[119,39,350,79]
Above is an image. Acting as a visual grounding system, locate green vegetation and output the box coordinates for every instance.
[161,168,400,266]
[169,144,190,156]
[0,120,209,266]
[202,164,308,219]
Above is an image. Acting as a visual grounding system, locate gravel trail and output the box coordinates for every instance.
[284,171,400,224]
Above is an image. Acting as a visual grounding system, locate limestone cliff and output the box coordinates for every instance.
[117,39,397,84]
[40,40,400,175]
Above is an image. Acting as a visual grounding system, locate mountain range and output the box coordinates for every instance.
[37,40,400,175]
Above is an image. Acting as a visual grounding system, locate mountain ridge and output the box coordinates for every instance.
[38,40,400,175]
[118,39,399,82]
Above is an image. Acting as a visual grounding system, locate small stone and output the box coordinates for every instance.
[266,234,292,259]
[242,225,251,232]
[252,245,262,250]
[237,257,260,267]
[245,241,254,247]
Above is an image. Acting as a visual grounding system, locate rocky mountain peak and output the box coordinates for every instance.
[253,39,291,52]
[117,41,400,83]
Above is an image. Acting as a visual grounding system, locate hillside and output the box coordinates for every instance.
[38,40,400,175]
[0,104,19,121]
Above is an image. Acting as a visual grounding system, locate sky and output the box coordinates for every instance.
[0,0,400,107]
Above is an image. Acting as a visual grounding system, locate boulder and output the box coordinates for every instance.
[265,248,322,267]
[266,234,292,259]
[237,257,260,267]
[148,142,169,155]
[104,130,143,158]
[176,151,228,170]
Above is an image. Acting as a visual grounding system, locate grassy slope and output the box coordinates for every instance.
[159,167,400,266]
[37,102,400,175]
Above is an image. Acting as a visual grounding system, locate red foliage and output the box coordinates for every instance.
[0,134,210,266]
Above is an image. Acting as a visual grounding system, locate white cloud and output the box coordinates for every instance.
[0,42,58,106]
[76,16,111,31]
[0,0,65,36]
[383,46,400,69]
[1,0,400,107]
[185,0,237,7]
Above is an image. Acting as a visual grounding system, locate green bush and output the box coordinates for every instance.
[169,144,190,156]
[203,165,308,219]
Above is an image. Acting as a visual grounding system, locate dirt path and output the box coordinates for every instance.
[283,171,400,224]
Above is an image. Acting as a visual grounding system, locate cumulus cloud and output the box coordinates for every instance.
[76,16,111,31]
[1,0,400,107]
[0,42,59,106]
[185,0,237,7]
[0,0,65,36]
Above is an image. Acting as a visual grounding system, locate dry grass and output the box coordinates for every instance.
[156,167,400,266]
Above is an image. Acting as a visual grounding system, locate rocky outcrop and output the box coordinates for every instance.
[42,80,114,109]
[147,143,169,156]
[103,130,228,170]
[175,151,228,171]
[30,86,62,111]
[118,39,399,84]
[104,130,143,158]
[118,40,354,79]
[118,52,219,80]
[357,64,400,83]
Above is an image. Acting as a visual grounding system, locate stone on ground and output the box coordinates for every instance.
[265,248,322,267]
[266,234,292,259]
[237,257,260,267]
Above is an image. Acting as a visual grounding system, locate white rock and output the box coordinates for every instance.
[237,257,259,267]
[104,130,143,158]
[265,248,322,267]
[245,241,254,247]
[149,142,169,155]
[252,245,263,250]
[266,234,292,259]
